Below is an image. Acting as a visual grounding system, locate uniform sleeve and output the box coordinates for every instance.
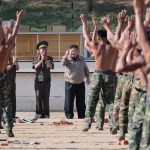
[49,56,54,69]
[61,56,68,66]
[32,57,39,69]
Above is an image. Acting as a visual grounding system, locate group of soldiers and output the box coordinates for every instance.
[0,0,150,149]
[81,0,150,150]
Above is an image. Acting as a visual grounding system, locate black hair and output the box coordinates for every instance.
[97,29,107,39]
[147,30,150,41]
[69,44,78,50]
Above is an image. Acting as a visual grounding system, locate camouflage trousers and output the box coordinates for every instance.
[140,95,150,150]
[128,88,147,150]
[95,98,106,127]
[112,74,133,132]
[0,73,13,133]
[128,78,141,131]
[96,75,117,127]
[85,70,116,127]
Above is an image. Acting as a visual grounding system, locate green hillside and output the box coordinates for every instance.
[1,0,133,31]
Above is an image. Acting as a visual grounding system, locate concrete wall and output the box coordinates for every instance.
[16,61,95,111]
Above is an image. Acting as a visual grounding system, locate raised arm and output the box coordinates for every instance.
[117,31,145,72]
[124,15,135,32]
[80,14,91,44]
[61,50,69,66]
[133,0,150,64]
[116,30,132,72]
[144,8,150,28]
[92,17,97,41]
[117,15,135,52]
[115,10,127,42]
[101,15,115,47]
[5,10,26,50]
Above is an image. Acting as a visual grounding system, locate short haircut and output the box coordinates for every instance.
[97,29,107,39]
[69,44,78,50]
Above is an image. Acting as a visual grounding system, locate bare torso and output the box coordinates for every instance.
[0,46,8,73]
[93,43,117,71]
[138,64,150,95]
[112,52,118,72]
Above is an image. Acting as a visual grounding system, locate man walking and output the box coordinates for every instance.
[61,45,90,119]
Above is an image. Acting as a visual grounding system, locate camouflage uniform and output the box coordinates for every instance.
[111,74,124,131]
[128,87,147,150]
[95,98,106,128]
[96,74,117,128]
[111,74,133,133]
[128,78,141,132]
[0,73,13,133]
[85,70,116,128]
[140,95,150,150]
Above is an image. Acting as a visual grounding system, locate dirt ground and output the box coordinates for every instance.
[0,112,128,150]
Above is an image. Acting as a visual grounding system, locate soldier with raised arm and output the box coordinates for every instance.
[133,0,150,149]
[0,10,25,137]
[80,14,117,131]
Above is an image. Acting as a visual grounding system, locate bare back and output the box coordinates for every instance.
[93,43,117,71]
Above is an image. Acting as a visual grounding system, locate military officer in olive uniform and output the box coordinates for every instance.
[33,41,54,118]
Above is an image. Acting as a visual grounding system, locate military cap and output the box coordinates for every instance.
[37,41,48,50]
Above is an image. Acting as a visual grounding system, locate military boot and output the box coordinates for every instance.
[96,123,103,130]
[82,118,91,131]
[6,130,14,137]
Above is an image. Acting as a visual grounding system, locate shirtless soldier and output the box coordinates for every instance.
[0,10,25,137]
[133,0,150,149]
[80,14,117,131]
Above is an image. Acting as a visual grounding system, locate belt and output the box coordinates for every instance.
[95,70,112,74]
[133,76,140,81]
[123,72,134,77]
[116,72,123,75]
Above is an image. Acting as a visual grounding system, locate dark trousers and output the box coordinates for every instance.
[35,81,50,117]
[0,74,13,132]
[10,82,16,118]
[65,81,85,119]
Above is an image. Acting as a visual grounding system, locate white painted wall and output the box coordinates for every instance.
[16,61,95,111]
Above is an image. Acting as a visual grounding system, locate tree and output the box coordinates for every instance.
[86,0,93,13]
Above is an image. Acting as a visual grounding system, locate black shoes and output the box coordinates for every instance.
[45,115,49,118]
[7,131,14,137]
[35,114,49,118]
[66,116,73,119]
[110,126,119,135]
[0,123,3,129]
[118,130,125,141]
[82,123,91,131]
[96,124,103,130]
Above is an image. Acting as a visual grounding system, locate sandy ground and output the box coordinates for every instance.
[0,112,128,150]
